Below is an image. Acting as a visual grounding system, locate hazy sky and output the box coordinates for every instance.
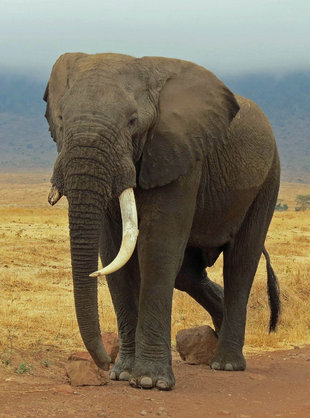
[1,0,309,80]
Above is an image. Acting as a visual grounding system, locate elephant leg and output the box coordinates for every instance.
[131,165,201,390]
[211,172,279,371]
[99,218,140,381]
[175,247,224,333]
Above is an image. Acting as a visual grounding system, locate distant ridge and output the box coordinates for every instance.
[0,70,309,182]
[0,72,55,171]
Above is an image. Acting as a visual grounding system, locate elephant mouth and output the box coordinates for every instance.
[48,185,139,276]
[48,185,63,206]
[90,188,139,277]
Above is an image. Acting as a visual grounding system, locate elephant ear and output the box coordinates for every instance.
[139,64,239,189]
[43,53,86,147]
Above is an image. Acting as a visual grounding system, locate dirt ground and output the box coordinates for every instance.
[1,346,310,417]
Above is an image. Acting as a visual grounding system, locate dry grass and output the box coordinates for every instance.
[0,173,310,356]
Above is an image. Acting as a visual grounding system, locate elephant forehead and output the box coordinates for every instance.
[60,84,137,118]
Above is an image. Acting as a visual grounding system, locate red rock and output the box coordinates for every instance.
[101,332,119,363]
[67,331,119,375]
[176,325,218,365]
[65,359,107,386]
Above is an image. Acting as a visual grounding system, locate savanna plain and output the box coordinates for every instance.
[0,172,310,417]
[1,172,310,354]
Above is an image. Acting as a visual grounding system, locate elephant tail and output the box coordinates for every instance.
[263,246,281,332]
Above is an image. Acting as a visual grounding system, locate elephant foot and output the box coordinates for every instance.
[129,360,175,391]
[210,348,246,371]
[110,356,135,381]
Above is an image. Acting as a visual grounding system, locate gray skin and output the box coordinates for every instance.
[44,53,280,391]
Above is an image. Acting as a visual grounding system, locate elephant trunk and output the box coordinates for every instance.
[61,132,136,369]
[68,188,110,370]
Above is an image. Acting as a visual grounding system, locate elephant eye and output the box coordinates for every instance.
[128,116,137,127]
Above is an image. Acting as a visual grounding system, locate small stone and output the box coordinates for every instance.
[141,410,147,416]
[248,373,265,381]
[217,410,231,416]
[176,325,218,365]
[52,384,74,394]
[101,332,119,363]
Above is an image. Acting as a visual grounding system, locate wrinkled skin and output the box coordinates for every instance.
[44,53,280,391]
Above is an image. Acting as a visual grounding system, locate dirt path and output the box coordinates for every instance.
[1,346,310,417]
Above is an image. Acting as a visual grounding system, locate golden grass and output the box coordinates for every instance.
[0,173,309,356]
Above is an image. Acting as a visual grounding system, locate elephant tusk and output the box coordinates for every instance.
[48,185,62,206]
[90,188,139,277]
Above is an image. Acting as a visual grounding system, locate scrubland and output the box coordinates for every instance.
[0,173,309,356]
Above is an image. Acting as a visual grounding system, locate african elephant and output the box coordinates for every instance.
[44,53,280,391]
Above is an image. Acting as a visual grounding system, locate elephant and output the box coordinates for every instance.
[44,53,281,391]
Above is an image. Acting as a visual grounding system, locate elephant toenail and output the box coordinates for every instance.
[211,362,221,370]
[156,380,169,390]
[119,371,131,381]
[224,363,233,371]
[140,376,153,388]
[110,371,116,380]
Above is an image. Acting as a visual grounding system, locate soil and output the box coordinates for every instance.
[1,346,310,417]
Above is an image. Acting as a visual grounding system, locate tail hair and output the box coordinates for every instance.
[263,246,281,332]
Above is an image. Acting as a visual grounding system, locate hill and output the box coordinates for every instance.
[0,72,56,171]
[0,70,309,181]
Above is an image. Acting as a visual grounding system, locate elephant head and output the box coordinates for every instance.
[44,53,239,369]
